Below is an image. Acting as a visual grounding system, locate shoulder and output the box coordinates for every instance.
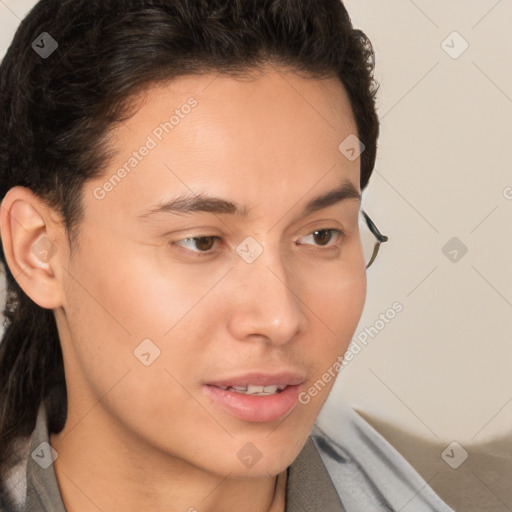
[310,404,455,512]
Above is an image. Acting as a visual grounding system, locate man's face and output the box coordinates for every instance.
[56,66,366,477]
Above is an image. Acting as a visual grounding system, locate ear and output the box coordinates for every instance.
[0,186,65,309]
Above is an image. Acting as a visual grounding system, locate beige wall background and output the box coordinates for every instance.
[1,0,511,451]
[326,0,512,446]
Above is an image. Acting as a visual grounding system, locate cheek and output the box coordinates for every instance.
[332,272,367,344]
[61,240,221,397]
[301,265,367,389]
[303,261,367,344]
[61,247,209,447]
[66,238,213,340]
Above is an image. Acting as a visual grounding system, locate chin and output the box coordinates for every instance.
[200,430,309,479]
[214,457,293,480]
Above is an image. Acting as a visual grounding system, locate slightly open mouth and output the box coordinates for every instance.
[203,383,302,422]
[211,384,287,396]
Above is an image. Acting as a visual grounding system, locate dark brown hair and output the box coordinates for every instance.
[0,0,379,475]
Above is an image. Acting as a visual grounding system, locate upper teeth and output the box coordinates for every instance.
[218,384,287,395]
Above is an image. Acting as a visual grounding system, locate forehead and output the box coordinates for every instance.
[111,65,357,156]
[86,66,360,221]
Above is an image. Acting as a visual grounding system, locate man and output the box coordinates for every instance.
[0,1,453,510]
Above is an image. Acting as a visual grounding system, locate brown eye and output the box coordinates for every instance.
[312,230,334,246]
[193,237,217,251]
[297,229,344,248]
[172,236,221,256]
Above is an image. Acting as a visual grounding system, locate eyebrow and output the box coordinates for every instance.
[137,179,361,220]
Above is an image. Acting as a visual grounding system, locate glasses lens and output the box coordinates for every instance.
[359,212,378,268]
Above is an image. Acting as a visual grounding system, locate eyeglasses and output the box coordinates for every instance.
[359,210,388,269]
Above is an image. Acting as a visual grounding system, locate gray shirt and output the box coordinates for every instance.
[1,403,454,511]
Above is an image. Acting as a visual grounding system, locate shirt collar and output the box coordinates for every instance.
[286,436,346,511]
[24,404,344,511]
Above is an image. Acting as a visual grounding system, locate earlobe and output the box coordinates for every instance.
[0,186,64,309]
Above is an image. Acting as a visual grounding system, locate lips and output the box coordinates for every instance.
[203,371,306,422]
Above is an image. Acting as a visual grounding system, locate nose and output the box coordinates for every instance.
[226,240,307,346]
